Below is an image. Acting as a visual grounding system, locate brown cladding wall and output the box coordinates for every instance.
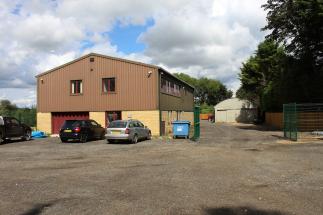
[37,55,159,112]
[159,92,194,111]
[158,72,194,112]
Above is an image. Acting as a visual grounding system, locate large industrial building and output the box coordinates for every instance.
[214,98,257,123]
[36,53,194,136]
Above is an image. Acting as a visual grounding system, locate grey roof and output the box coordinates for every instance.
[214,98,255,110]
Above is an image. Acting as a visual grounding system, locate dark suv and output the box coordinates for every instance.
[0,116,32,144]
[59,120,106,143]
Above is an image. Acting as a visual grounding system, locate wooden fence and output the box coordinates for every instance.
[265,112,283,129]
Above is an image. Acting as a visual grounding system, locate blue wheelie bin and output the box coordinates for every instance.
[172,120,191,139]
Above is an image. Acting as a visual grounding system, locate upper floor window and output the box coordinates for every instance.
[161,78,181,97]
[102,78,115,93]
[71,80,82,94]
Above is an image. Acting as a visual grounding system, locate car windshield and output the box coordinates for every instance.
[108,121,128,128]
[62,120,82,128]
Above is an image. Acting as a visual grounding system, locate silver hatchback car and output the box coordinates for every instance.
[106,119,151,143]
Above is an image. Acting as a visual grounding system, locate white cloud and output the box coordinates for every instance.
[14,14,83,52]
[140,0,266,92]
[35,52,78,73]
[0,88,36,107]
[57,0,188,31]
[0,0,267,106]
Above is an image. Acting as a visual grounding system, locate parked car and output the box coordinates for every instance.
[0,116,32,144]
[59,120,106,143]
[106,119,151,144]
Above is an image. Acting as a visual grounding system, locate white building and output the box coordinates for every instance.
[214,98,257,123]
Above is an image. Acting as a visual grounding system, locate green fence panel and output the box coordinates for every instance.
[283,103,297,141]
[194,106,200,140]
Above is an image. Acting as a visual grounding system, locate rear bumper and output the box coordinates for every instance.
[59,132,80,140]
[105,134,131,140]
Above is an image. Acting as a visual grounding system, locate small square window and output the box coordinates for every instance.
[102,78,115,93]
[90,57,95,62]
[71,80,83,94]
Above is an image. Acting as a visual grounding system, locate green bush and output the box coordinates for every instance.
[200,103,214,114]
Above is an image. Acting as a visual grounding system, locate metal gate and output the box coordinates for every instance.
[283,103,323,141]
[193,106,200,140]
[283,103,298,141]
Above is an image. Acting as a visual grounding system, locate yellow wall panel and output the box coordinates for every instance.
[122,110,160,136]
[90,112,106,127]
[37,112,52,134]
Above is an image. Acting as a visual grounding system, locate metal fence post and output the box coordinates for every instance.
[193,106,200,141]
[283,103,298,141]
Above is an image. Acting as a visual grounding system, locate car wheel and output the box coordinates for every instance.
[60,138,68,143]
[132,134,138,144]
[100,132,106,140]
[147,131,152,140]
[107,139,114,144]
[23,130,31,141]
[80,133,88,143]
[0,133,5,144]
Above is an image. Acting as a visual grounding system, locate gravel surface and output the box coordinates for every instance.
[0,121,322,215]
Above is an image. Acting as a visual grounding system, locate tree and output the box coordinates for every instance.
[262,0,323,67]
[238,56,262,106]
[173,73,232,106]
[0,100,18,116]
[0,100,36,126]
[262,0,323,102]
[238,0,323,115]
[237,39,287,112]
[172,73,198,87]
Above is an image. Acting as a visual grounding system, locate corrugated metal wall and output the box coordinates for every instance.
[158,71,194,112]
[159,91,194,112]
[37,55,159,112]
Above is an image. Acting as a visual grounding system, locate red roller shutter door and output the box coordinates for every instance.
[52,112,89,134]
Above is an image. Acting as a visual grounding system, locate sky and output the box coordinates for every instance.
[0,0,267,107]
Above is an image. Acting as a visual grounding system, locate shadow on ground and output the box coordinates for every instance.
[271,135,286,140]
[236,124,280,132]
[0,139,35,145]
[20,203,53,215]
[204,206,288,215]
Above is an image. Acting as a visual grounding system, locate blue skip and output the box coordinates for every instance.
[172,120,191,139]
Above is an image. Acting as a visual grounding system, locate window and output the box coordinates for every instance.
[90,120,99,126]
[133,121,140,127]
[174,84,180,96]
[71,80,82,94]
[129,122,135,128]
[161,78,167,92]
[137,121,144,128]
[108,121,127,128]
[160,77,182,97]
[10,118,20,126]
[102,78,115,93]
[106,111,121,127]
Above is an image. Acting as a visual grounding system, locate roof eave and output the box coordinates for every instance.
[158,67,195,91]
[35,52,159,78]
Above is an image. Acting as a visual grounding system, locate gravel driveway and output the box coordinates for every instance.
[0,121,322,215]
